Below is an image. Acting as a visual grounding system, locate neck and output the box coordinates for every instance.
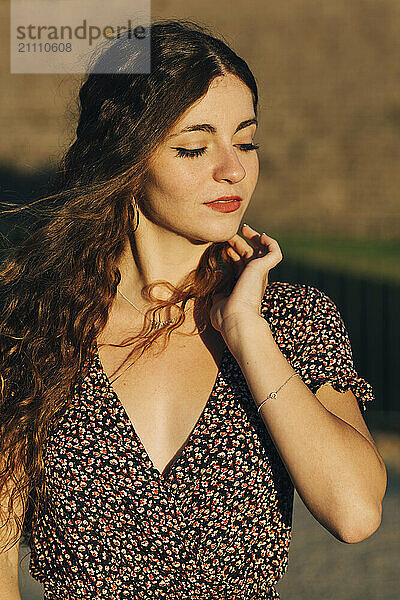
[117,224,213,303]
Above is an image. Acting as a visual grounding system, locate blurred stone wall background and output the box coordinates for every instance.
[1,0,399,238]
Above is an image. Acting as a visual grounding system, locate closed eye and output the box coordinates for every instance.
[172,143,260,159]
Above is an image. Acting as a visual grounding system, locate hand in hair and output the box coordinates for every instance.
[210,224,282,335]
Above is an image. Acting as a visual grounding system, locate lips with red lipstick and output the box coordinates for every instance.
[203,196,242,213]
[204,196,243,204]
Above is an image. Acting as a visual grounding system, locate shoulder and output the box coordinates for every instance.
[260,280,315,317]
[261,280,338,318]
[259,281,344,349]
[258,281,315,354]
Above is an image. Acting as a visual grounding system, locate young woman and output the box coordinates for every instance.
[0,18,387,600]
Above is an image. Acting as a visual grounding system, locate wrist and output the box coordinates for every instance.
[220,314,272,355]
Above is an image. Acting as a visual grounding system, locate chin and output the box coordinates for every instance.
[186,220,241,244]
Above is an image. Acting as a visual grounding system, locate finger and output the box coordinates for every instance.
[259,233,284,263]
[225,246,243,276]
[226,246,241,261]
[259,232,280,251]
[227,230,256,258]
[242,224,281,256]
[241,224,268,252]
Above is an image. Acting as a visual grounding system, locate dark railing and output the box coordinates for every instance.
[271,260,400,432]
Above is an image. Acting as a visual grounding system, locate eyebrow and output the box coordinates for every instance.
[167,118,258,139]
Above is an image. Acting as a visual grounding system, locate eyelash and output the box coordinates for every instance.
[172,143,260,159]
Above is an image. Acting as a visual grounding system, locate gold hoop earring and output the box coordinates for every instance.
[131,197,139,232]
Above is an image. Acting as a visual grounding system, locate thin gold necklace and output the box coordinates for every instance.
[117,288,192,330]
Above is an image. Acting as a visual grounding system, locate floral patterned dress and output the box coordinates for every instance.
[29,281,375,599]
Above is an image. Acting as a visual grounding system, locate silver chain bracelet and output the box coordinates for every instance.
[257,372,300,413]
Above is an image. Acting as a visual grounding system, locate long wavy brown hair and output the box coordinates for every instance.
[0,18,258,557]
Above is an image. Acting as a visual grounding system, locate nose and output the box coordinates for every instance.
[212,146,247,184]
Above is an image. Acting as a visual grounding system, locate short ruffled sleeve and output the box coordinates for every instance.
[292,285,376,413]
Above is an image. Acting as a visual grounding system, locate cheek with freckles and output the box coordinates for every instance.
[145,155,206,207]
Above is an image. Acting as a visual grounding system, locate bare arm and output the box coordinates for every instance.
[0,560,22,600]
[0,467,24,599]
[0,520,22,599]
[226,315,387,544]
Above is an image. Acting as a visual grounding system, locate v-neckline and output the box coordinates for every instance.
[93,339,229,481]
